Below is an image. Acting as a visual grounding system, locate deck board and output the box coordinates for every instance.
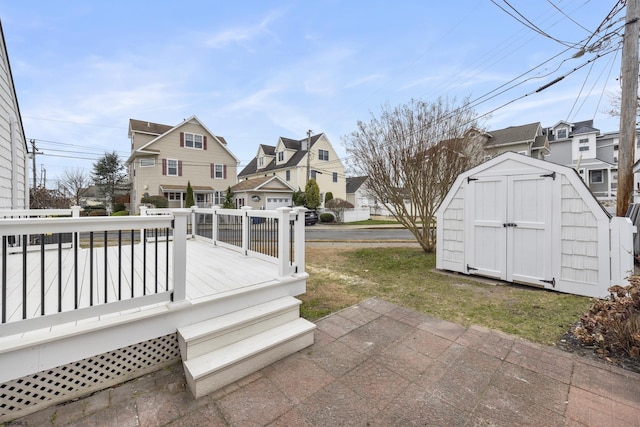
[1,239,282,324]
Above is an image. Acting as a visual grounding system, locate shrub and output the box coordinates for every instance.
[141,195,168,208]
[574,276,640,360]
[88,209,107,216]
[320,212,335,223]
[324,198,354,223]
[111,210,129,216]
[324,192,334,204]
[113,202,126,212]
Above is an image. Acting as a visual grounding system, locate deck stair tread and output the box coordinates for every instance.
[184,317,315,380]
[178,296,315,398]
[177,296,302,359]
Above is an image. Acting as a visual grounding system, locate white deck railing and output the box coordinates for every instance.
[0,206,306,334]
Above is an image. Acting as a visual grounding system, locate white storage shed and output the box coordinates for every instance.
[436,152,635,298]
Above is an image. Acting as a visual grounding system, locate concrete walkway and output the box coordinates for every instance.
[11,298,640,426]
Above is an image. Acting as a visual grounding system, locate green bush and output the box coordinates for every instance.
[324,192,334,204]
[113,202,126,212]
[111,210,129,216]
[320,212,335,223]
[88,209,107,216]
[141,195,168,208]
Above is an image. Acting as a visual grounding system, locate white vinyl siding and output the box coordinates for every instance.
[441,185,465,266]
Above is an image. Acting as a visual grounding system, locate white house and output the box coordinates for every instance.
[238,133,346,204]
[436,152,634,298]
[0,21,29,209]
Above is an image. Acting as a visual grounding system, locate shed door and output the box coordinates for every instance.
[467,174,552,286]
[506,174,552,285]
[467,177,507,280]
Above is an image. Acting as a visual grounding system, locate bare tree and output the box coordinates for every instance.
[344,97,486,252]
[604,89,640,118]
[58,168,91,206]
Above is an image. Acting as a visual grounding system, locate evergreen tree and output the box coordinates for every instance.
[305,179,320,209]
[222,186,235,208]
[185,181,195,207]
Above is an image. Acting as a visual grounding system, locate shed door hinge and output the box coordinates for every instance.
[467,264,478,272]
[503,222,518,227]
[467,177,478,183]
[541,278,556,288]
[540,172,556,180]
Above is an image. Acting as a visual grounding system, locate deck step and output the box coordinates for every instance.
[183,317,315,398]
[177,296,302,360]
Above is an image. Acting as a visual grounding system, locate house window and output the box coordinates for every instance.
[333,172,338,183]
[235,198,245,208]
[184,133,203,149]
[258,157,264,167]
[556,129,567,139]
[140,158,155,167]
[612,169,618,183]
[286,170,290,181]
[278,151,284,162]
[214,164,224,179]
[166,192,182,201]
[579,138,589,152]
[614,145,619,163]
[310,170,317,180]
[167,159,178,176]
[590,170,603,184]
[214,191,224,205]
[318,149,329,161]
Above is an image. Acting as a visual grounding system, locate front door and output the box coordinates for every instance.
[467,173,552,287]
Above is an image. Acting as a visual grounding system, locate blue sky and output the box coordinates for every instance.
[1,1,626,186]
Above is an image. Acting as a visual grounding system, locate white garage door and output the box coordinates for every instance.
[266,197,291,210]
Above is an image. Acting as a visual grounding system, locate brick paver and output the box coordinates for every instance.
[9,298,640,426]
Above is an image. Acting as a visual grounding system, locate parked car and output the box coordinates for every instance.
[305,209,318,226]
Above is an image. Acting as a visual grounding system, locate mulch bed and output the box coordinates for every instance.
[557,323,640,374]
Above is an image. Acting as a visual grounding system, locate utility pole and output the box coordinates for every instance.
[30,139,38,188]
[617,0,640,216]
[305,129,312,183]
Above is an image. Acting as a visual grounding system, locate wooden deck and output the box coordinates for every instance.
[2,239,281,325]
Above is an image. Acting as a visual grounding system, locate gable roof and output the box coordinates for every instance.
[128,115,239,164]
[129,119,173,137]
[484,122,541,148]
[346,176,368,194]
[231,175,294,192]
[238,133,324,177]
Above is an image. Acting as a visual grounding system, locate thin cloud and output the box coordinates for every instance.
[205,11,282,49]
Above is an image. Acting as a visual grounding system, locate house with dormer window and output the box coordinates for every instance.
[126,116,239,213]
[237,133,346,208]
[543,119,640,201]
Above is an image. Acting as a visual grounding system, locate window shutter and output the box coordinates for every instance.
[180,132,184,147]
[178,160,183,176]
[210,163,214,178]
[162,158,167,175]
[223,164,227,179]
[203,136,207,150]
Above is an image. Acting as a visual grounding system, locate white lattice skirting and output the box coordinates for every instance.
[0,333,180,422]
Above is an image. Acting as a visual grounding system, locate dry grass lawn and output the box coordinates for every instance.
[300,246,592,345]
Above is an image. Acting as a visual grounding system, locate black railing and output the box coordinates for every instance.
[1,222,172,325]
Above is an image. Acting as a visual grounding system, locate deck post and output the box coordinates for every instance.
[172,210,189,301]
[241,206,252,256]
[139,206,147,244]
[276,207,292,278]
[190,206,196,238]
[212,206,220,245]
[293,207,306,275]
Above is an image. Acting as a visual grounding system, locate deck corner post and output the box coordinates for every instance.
[71,206,81,217]
[172,210,189,301]
[276,207,292,277]
[212,205,220,245]
[293,207,306,275]
[241,206,252,255]
[190,206,196,238]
